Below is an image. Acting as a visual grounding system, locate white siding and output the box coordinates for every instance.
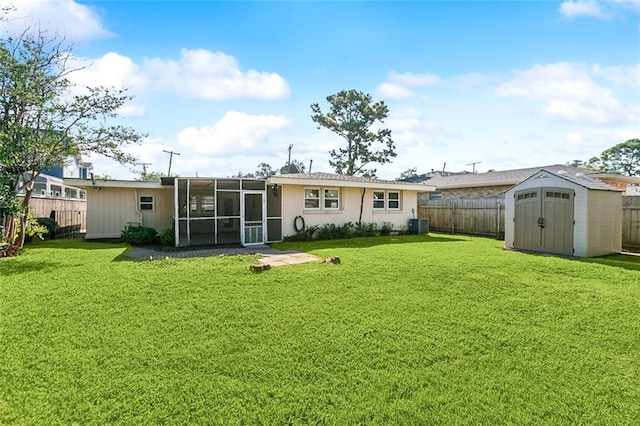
[281,184,418,237]
[85,187,173,239]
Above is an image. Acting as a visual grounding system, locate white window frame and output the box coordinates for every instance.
[304,187,321,210]
[373,191,386,210]
[373,190,402,211]
[139,195,155,211]
[323,188,340,210]
[387,191,400,210]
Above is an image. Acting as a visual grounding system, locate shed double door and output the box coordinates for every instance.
[514,187,574,256]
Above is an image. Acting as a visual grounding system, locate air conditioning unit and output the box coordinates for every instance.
[408,218,429,234]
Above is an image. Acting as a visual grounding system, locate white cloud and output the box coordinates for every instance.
[450,72,496,88]
[565,132,588,154]
[116,104,145,118]
[559,0,640,18]
[0,0,112,41]
[376,71,441,100]
[559,0,608,18]
[67,52,147,91]
[591,64,640,87]
[177,111,291,156]
[376,82,416,99]
[388,71,441,87]
[494,62,626,125]
[145,49,291,100]
[386,107,452,149]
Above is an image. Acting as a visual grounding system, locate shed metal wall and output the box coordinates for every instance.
[585,191,622,257]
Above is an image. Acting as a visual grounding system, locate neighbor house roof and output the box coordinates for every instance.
[513,169,623,192]
[412,164,640,189]
[269,172,436,192]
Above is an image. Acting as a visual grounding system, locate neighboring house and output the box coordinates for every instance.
[20,156,93,200]
[64,173,435,246]
[410,164,640,202]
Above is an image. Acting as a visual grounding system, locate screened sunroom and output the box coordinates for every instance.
[172,178,282,247]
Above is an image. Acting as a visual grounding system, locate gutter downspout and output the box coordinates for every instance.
[134,189,143,226]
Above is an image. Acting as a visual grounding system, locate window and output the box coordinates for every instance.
[304,188,320,209]
[373,190,401,210]
[388,191,400,210]
[304,187,340,210]
[517,192,537,200]
[139,196,154,211]
[373,191,385,209]
[324,189,340,209]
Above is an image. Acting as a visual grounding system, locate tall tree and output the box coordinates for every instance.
[0,29,145,255]
[397,167,418,181]
[566,158,601,171]
[310,89,396,178]
[597,139,640,176]
[280,159,306,174]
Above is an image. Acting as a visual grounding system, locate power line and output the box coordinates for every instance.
[163,150,181,176]
[137,162,152,177]
[466,161,481,173]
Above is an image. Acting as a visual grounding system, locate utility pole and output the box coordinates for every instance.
[137,162,152,178]
[286,144,293,171]
[163,150,181,176]
[466,161,481,173]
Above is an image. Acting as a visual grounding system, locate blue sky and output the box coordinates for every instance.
[1,0,639,179]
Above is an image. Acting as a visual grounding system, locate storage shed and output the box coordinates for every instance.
[504,169,623,257]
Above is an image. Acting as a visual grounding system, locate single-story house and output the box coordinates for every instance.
[407,164,640,201]
[504,168,623,257]
[65,173,435,247]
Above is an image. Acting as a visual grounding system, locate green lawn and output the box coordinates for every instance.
[1,235,639,424]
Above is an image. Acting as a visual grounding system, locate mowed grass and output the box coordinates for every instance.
[1,235,639,424]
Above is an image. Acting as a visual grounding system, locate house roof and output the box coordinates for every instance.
[511,168,623,192]
[268,172,436,191]
[412,164,640,189]
[64,178,167,189]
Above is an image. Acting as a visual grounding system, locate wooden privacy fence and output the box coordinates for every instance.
[623,196,640,251]
[418,198,505,239]
[419,196,640,251]
[23,196,87,239]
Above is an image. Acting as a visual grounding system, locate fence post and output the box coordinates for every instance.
[451,201,456,235]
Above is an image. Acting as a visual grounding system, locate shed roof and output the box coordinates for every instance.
[509,169,623,192]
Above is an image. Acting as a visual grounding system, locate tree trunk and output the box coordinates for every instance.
[358,188,366,224]
[1,214,19,257]
[16,188,33,250]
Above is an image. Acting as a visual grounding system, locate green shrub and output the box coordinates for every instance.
[283,224,319,242]
[120,225,158,245]
[317,222,357,240]
[159,228,175,246]
[35,217,59,240]
[355,222,377,237]
[380,222,394,236]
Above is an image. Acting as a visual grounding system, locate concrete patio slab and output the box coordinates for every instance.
[258,252,321,266]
